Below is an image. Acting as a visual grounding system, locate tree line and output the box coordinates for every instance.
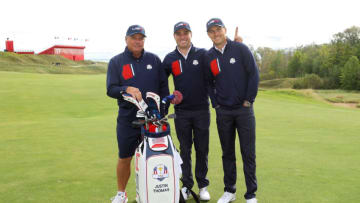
[252,26,360,90]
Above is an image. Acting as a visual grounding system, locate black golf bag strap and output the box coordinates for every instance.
[179,188,200,203]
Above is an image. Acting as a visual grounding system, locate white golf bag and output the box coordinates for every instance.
[121,91,183,203]
[135,122,182,203]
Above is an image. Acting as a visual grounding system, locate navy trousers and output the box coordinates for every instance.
[215,106,257,200]
[174,109,210,189]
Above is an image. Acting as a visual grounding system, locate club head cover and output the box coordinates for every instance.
[146,92,160,111]
[170,90,183,105]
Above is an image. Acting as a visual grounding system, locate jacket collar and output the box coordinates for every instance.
[175,44,195,59]
[125,46,145,60]
[213,38,231,54]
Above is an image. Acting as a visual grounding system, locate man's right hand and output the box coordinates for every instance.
[126,86,142,101]
[170,90,183,105]
[234,27,243,43]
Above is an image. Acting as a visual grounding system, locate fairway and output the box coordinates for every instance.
[1,71,359,203]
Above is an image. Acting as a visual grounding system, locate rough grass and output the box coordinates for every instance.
[260,78,360,108]
[314,89,360,104]
[1,71,360,202]
[259,78,297,89]
[0,52,107,74]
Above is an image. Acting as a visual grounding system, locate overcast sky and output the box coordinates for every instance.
[1,0,359,61]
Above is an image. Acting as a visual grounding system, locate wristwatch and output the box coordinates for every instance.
[243,100,251,107]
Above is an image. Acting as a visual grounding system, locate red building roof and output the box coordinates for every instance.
[38,45,85,55]
[38,45,85,61]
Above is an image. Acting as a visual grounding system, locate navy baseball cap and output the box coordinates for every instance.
[206,18,225,31]
[126,25,146,37]
[174,21,191,33]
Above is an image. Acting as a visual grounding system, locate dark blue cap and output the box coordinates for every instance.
[206,18,225,31]
[174,21,191,33]
[126,25,146,37]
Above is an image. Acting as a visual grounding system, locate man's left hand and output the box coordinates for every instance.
[243,100,251,107]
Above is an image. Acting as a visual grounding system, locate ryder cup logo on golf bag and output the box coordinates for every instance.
[122,91,183,203]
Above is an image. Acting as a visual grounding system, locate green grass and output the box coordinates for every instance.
[0,52,107,74]
[1,71,360,202]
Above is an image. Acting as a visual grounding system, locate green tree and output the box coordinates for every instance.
[331,26,360,67]
[256,47,275,80]
[340,56,360,90]
[313,45,332,77]
[300,44,320,75]
[288,50,303,77]
[270,50,289,78]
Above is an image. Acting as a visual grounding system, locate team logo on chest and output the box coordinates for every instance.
[193,60,199,66]
[230,58,236,64]
[147,64,152,70]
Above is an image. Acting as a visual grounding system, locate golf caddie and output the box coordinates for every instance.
[204,18,260,203]
[106,25,169,203]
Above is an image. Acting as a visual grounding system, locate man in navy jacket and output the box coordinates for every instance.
[107,25,169,203]
[162,22,211,201]
[204,18,259,203]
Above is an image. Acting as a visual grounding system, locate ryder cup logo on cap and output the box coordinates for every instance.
[206,18,225,31]
[174,21,191,33]
[126,25,146,37]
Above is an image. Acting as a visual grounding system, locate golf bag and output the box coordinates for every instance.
[135,122,182,203]
[122,91,183,203]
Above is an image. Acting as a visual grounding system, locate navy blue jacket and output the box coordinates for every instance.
[204,38,259,109]
[162,45,209,111]
[106,47,169,121]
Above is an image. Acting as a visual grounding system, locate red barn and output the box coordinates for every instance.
[38,45,85,61]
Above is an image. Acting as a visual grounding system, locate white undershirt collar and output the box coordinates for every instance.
[177,45,192,60]
[214,42,227,54]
